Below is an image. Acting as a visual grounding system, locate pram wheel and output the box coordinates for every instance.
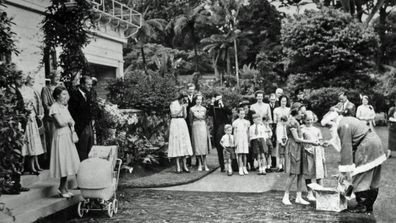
[77,201,84,218]
[107,202,114,217]
[113,199,118,214]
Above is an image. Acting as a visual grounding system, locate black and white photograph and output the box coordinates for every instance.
[0,0,396,222]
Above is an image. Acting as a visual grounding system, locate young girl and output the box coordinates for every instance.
[249,114,267,175]
[302,111,327,201]
[220,124,235,176]
[282,103,318,206]
[232,108,250,176]
[262,116,273,172]
[276,115,288,172]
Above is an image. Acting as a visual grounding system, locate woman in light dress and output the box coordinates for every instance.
[18,75,44,174]
[356,95,376,131]
[273,96,290,170]
[168,92,193,173]
[49,86,80,198]
[190,94,211,171]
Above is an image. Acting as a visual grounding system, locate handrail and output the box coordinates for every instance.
[91,0,142,35]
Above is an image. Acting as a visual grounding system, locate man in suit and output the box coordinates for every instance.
[333,92,356,117]
[185,83,197,166]
[208,94,232,172]
[68,75,94,161]
[268,93,279,169]
[295,89,311,110]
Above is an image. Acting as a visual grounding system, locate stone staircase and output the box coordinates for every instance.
[0,170,81,223]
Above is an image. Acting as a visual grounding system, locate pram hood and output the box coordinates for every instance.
[77,157,113,189]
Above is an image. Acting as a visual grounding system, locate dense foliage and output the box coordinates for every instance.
[42,0,96,81]
[0,0,28,194]
[281,8,379,92]
[107,70,178,116]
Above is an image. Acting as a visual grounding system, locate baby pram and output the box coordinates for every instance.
[76,145,122,218]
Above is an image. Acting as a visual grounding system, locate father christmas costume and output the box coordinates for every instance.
[323,114,387,213]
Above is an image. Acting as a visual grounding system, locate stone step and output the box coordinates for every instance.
[0,176,77,211]
[21,170,51,188]
[0,190,81,223]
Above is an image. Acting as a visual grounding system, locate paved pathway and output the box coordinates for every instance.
[157,168,284,193]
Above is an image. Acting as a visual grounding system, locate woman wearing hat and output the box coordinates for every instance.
[321,111,386,214]
[168,92,194,173]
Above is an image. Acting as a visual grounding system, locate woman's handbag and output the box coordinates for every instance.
[71,128,79,143]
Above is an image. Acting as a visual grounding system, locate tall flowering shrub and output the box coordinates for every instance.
[0,0,28,195]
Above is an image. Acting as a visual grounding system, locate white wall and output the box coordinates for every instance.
[4,0,127,92]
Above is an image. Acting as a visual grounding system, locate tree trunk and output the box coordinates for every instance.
[226,48,231,76]
[141,45,148,75]
[365,0,387,27]
[212,53,220,78]
[377,6,387,70]
[192,25,199,71]
[234,39,239,89]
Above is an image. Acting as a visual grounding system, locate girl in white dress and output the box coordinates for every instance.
[301,111,327,201]
[232,108,250,176]
[273,96,290,170]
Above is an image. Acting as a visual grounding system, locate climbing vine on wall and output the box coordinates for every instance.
[42,0,96,81]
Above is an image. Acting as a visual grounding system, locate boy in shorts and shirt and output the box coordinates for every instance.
[220,124,235,176]
[263,116,274,172]
[249,114,268,175]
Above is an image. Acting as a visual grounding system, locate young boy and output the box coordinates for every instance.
[262,116,273,173]
[249,114,267,175]
[220,124,236,176]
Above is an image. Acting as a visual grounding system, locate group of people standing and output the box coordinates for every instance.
[14,71,97,198]
[167,86,388,214]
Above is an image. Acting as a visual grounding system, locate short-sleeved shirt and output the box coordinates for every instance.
[220,134,235,147]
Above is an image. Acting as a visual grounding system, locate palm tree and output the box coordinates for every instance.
[133,7,167,74]
[173,3,208,71]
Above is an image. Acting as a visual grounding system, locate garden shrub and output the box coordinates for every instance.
[0,1,28,195]
[282,8,379,93]
[107,70,178,116]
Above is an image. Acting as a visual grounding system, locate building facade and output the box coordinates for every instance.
[4,0,141,98]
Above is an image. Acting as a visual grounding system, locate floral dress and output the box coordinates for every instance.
[19,85,44,156]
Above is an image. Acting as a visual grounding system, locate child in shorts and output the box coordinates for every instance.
[263,116,273,171]
[220,124,236,176]
[249,114,267,175]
